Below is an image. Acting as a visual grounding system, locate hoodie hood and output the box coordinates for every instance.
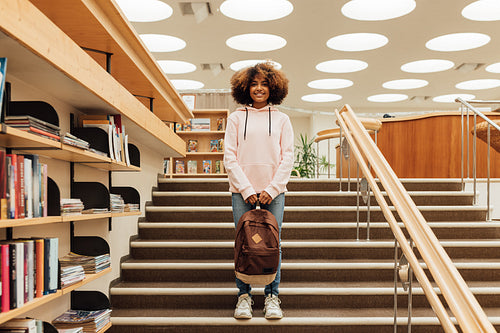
[235,105,278,140]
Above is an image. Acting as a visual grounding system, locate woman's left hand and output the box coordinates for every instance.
[259,191,273,205]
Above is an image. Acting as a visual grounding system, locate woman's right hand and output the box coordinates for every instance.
[245,194,258,205]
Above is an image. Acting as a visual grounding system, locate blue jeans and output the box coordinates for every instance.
[232,192,284,297]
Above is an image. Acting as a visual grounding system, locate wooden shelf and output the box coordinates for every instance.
[172,173,227,178]
[0,291,62,324]
[0,211,142,227]
[0,0,186,157]
[177,131,226,135]
[111,211,141,218]
[185,152,224,156]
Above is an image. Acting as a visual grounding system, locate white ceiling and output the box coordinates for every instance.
[123,0,500,117]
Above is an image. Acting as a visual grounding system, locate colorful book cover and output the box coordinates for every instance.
[202,160,211,174]
[215,160,224,174]
[0,58,7,115]
[1,244,10,312]
[187,139,198,152]
[210,140,218,152]
[187,160,197,174]
[216,117,226,131]
[217,138,224,152]
[175,123,183,132]
[175,160,185,174]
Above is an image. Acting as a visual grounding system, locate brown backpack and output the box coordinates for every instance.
[234,209,280,285]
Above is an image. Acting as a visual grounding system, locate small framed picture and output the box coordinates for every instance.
[182,94,196,110]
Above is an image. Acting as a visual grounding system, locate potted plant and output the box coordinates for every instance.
[293,133,317,178]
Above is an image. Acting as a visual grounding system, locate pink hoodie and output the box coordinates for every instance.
[224,105,294,200]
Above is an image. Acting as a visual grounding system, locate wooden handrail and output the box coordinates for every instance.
[336,104,495,332]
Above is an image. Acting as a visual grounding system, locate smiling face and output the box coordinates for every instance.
[249,73,270,109]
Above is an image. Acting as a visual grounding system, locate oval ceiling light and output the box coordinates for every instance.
[226,33,287,52]
[157,60,196,74]
[302,94,342,102]
[433,93,475,103]
[115,0,173,22]
[220,0,293,21]
[230,60,282,71]
[383,79,428,90]
[140,34,186,52]
[456,79,500,90]
[342,0,416,21]
[486,62,500,73]
[368,94,408,102]
[426,33,490,52]
[401,59,455,73]
[462,0,500,21]
[308,79,353,89]
[171,79,204,90]
[327,33,388,52]
[316,59,368,73]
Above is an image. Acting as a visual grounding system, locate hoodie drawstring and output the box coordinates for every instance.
[243,106,272,140]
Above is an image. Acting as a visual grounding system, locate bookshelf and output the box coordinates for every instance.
[0,0,187,328]
[169,109,229,178]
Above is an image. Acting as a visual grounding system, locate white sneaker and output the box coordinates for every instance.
[264,294,283,319]
[234,294,253,319]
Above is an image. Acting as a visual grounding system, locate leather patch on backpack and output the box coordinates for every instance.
[252,233,262,244]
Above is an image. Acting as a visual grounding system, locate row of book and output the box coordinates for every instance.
[0,238,59,313]
[187,138,224,153]
[175,117,226,132]
[59,253,111,275]
[4,115,61,142]
[0,152,47,220]
[0,317,46,332]
[174,160,224,174]
[60,193,135,216]
[79,114,131,166]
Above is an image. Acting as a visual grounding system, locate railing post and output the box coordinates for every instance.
[394,238,398,333]
[339,127,343,191]
[316,141,319,179]
[487,124,491,221]
[356,163,360,241]
[473,113,477,204]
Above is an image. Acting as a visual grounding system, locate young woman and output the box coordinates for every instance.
[224,62,294,319]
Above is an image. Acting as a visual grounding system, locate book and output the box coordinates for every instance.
[191,118,210,131]
[17,155,25,219]
[0,58,7,115]
[48,238,58,293]
[216,117,226,131]
[0,148,6,219]
[187,139,198,152]
[162,159,170,174]
[175,160,185,174]
[218,138,224,152]
[202,160,211,174]
[5,155,15,219]
[23,157,32,219]
[187,160,197,174]
[0,318,36,332]
[215,160,224,174]
[34,238,44,298]
[211,140,220,152]
[1,244,9,312]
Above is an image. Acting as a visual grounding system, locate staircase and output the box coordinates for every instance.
[109,177,500,332]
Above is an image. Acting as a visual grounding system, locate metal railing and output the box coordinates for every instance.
[456,97,500,221]
[335,104,495,332]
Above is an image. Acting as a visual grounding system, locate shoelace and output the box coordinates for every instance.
[265,296,281,309]
[238,296,254,308]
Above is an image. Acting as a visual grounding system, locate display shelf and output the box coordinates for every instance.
[171,173,228,178]
[177,131,226,135]
[0,0,186,157]
[186,152,225,156]
[0,216,63,228]
[0,291,62,324]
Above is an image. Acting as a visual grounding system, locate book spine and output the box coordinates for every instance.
[43,239,49,295]
[48,238,58,293]
[34,239,44,298]
[9,243,17,309]
[17,155,25,219]
[28,126,60,140]
[1,244,9,312]
[15,242,24,308]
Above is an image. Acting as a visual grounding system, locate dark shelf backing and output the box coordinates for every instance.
[71,181,110,210]
[110,186,140,205]
[47,177,60,216]
[72,127,112,159]
[71,290,111,311]
[43,321,58,333]
[128,143,140,167]
[71,235,109,256]
[8,100,60,127]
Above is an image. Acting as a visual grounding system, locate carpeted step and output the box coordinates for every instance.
[138,221,500,241]
[152,191,475,207]
[145,205,488,222]
[129,239,500,260]
[119,259,500,283]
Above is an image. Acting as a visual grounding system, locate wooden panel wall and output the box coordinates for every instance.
[373,112,500,178]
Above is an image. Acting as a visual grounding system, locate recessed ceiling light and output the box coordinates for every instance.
[433,94,475,103]
[115,0,173,22]
[327,33,388,51]
[226,33,287,52]
[302,94,342,102]
[139,34,186,52]
[368,94,408,102]
[426,33,490,52]
[462,0,500,21]
[383,79,428,90]
[316,59,368,73]
[229,60,282,71]
[342,0,416,21]
[220,0,293,21]
[157,60,196,74]
[171,79,204,90]
[401,59,455,73]
[456,79,500,90]
[486,62,500,73]
[307,79,353,89]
